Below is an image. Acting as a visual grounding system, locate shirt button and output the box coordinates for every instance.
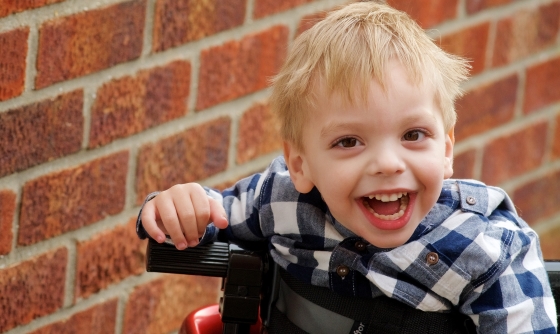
[336,265,350,277]
[354,241,367,252]
[466,196,476,205]
[426,252,439,265]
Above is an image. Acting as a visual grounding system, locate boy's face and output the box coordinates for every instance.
[284,60,454,248]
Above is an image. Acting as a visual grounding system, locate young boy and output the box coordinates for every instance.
[137,1,557,333]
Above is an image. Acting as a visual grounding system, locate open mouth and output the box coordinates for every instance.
[362,192,409,221]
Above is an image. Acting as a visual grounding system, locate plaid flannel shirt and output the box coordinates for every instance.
[137,156,557,333]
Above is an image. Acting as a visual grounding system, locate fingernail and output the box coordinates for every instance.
[156,235,165,243]
[177,242,187,250]
[188,240,199,247]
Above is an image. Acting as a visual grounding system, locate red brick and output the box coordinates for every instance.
[123,274,220,334]
[452,149,477,180]
[513,170,560,225]
[0,190,15,255]
[196,25,289,110]
[553,114,560,160]
[0,248,67,332]
[136,118,230,204]
[18,151,129,246]
[0,90,84,177]
[0,0,65,18]
[523,56,560,114]
[388,0,458,28]
[539,224,560,260]
[89,61,191,148]
[492,2,560,68]
[236,102,281,164]
[254,0,313,19]
[455,74,517,140]
[0,28,28,101]
[75,219,146,300]
[296,10,329,36]
[153,0,246,52]
[35,0,145,89]
[439,23,490,75]
[481,122,548,185]
[29,299,118,334]
[466,0,512,14]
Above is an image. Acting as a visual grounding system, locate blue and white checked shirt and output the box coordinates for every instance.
[137,156,557,333]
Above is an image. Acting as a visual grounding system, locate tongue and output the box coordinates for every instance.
[366,198,401,215]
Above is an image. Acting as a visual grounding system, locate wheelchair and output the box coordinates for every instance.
[146,238,560,334]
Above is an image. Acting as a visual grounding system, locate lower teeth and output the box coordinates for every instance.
[364,196,409,220]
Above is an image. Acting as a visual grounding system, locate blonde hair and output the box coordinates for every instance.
[269,1,470,149]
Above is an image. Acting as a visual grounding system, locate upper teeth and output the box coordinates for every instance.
[368,192,407,202]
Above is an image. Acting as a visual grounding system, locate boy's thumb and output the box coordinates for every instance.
[209,198,229,229]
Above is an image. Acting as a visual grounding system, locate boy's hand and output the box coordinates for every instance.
[141,183,229,250]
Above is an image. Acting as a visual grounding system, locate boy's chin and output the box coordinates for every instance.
[364,232,413,249]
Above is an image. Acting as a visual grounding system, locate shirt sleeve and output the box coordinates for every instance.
[199,170,269,245]
[136,191,160,239]
[459,216,558,333]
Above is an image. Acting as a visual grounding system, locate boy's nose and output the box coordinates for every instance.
[369,146,406,176]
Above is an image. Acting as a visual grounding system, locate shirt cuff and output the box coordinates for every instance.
[136,191,160,239]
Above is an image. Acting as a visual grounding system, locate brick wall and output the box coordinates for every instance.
[0,0,558,332]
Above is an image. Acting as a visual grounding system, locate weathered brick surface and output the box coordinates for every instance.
[0,248,67,332]
[0,0,65,18]
[0,90,84,177]
[523,56,560,114]
[236,102,281,164]
[455,74,517,140]
[254,0,313,18]
[18,151,129,246]
[29,299,118,334]
[136,118,231,203]
[75,219,146,300]
[539,225,560,260]
[153,0,246,52]
[553,114,560,160]
[513,170,560,225]
[388,0,458,28]
[452,149,476,180]
[89,60,191,148]
[481,122,548,185]
[466,0,512,14]
[0,190,16,255]
[196,25,289,110]
[492,2,560,68]
[35,0,145,89]
[439,23,490,75]
[123,274,220,334]
[0,28,28,101]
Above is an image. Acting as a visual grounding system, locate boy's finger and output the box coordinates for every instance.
[155,195,188,250]
[209,198,229,229]
[189,191,213,237]
[174,195,200,247]
[141,201,165,243]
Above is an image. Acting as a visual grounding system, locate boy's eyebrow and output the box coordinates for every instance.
[320,111,439,138]
[320,122,362,138]
[398,112,439,127]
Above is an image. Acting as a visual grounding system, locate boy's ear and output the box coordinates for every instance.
[443,127,455,179]
[283,141,315,193]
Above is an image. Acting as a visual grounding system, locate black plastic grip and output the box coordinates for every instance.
[146,238,230,277]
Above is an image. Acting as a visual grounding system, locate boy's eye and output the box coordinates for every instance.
[402,130,425,141]
[334,137,361,148]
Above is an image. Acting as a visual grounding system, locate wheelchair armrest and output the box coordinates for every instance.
[146,238,265,331]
